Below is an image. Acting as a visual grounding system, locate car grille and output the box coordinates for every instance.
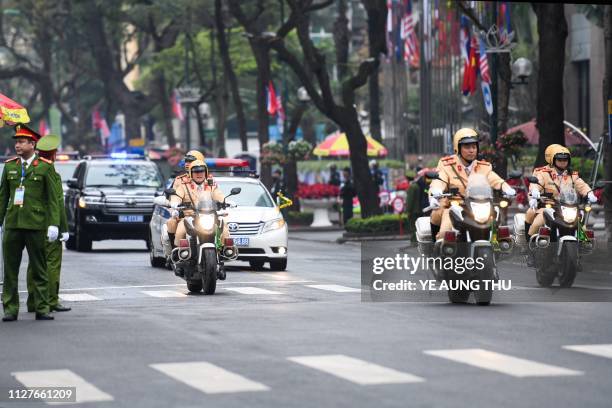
[103,196,155,214]
[229,221,263,236]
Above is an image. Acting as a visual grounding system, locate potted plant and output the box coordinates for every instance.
[297,183,340,227]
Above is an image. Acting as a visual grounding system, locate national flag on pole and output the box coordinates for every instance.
[479,36,491,84]
[39,119,50,136]
[462,38,478,95]
[171,90,184,121]
[386,0,393,58]
[267,81,281,116]
[460,15,470,65]
[92,106,110,145]
[401,0,420,67]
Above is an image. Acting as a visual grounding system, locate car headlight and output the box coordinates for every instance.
[262,217,286,233]
[79,196,103,208]
[561,206,577,223]
[470,202,491,223]
[198,214,216,230]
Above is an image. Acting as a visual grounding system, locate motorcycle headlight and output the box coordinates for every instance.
[470,202,491,223]
[198,214,215,230]
[561,206,577,223]
[262,217,286,233]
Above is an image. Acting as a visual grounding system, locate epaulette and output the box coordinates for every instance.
[441,156,456,165]
[39,157,52,164]
[572,171,579,176]
[476,160,491,167]
[535,166,551,172]
[5,156,18,163]
[441,155,455,162]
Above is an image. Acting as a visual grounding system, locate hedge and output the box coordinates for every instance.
[287,211,313,225]
[345,214,409,234]
[297,159,404,172]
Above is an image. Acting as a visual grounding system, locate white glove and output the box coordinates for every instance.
[60,232,69,242]
[428,195,440,209]
[530,189,540,200]
[47,226,59,242]
[170,202,180,209]
[529,198,538,209]
[429,188,443,199]
[450,205,464,221]
[226,200,237,208]
[587,191,598,204]
[171,209,179,218]
[502,185,516,198]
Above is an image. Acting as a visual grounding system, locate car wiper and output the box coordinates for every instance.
[86,184,119,188]
[122,184,160,188]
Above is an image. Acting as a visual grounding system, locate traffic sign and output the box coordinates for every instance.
[482,81,493,116]
[391,197,405,214]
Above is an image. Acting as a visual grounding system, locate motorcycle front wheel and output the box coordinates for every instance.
[202,248,218,295]
[535,246,555,287]
[473,247,494,306]
[558,241,578,288]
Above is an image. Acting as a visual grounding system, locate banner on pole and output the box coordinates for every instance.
[482,81,493,116]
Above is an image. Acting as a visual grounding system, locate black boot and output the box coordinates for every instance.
[217,263,226,280]
[524,222,531,243]
[430,223,440,243]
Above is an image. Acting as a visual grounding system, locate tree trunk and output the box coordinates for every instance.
[368,10,382,142]
[154,71,177,147]
[215,0,248,152]
[251,41,272,187]
[333,0,350,81]
[215,78,229,157]
[497,53,512,177]
[603,5,612,242]
[532,3,568,167]
[283,102,307,212]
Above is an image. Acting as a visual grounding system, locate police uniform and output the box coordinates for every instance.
[527,167,591,236]
[166,151,205,243]
[25,134,70,313]
[429,128,512,240]
[170,161,228,247]
[0,125,61,319]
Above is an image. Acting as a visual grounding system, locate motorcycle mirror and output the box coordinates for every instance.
[526,176,539,184]
[229,187,241,196]
[164,188,176,197]
[508,170,522,179]
[425,171,439,180]
[449,187,459,196]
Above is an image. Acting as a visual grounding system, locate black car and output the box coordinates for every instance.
[65,156,164,251]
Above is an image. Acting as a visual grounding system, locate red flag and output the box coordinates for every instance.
[92,107,110,140]
[39,119,50,136]
[267,81,281,116]
[171,90,184,121]
[462,39,478,95]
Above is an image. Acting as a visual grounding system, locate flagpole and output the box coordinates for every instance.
[490,2,498,145]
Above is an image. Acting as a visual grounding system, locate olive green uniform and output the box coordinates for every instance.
[26,170,67,311]
[0,156,61,316]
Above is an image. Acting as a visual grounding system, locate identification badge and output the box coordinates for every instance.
[14,187,25,206]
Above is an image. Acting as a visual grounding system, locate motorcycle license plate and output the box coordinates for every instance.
[118,215,144,222]
[234,237,249,247]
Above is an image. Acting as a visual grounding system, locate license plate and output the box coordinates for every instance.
[234,237,249,247]
[118,215,144,222]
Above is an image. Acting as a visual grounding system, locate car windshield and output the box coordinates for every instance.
[85,162,162,188]
[216,180,274,208]
[54,161,79,181]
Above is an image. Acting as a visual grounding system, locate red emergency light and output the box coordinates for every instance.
[205,158,249,168]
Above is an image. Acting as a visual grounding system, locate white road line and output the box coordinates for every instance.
[11,369,113,404]
[58,294,101,302]
[141,290,187,298]
[150,362,269,394]
[563,344,612,359]
[288,354,424,385]
[224,287,283,295]
[306,284,361,293]
[424,349,583,378]
[31,280,314,292]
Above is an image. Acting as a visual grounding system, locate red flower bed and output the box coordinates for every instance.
[297,183,340,199]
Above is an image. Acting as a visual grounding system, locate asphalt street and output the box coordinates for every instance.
[1,232,611,408]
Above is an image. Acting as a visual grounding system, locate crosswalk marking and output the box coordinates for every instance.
[288,354,424,385]
[11,369,113,404]
[224,287,282,295]
[150,362,269,394]
[424,349,583,377]
[563,344,612,359]
[141,290,187,298]
[306,284,361,293]
[58,294,100,302]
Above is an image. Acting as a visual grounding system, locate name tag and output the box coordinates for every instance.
[14,187,25,206]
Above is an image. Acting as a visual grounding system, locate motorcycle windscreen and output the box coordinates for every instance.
[465,174,493,200]
[195,190,216,213]
[558,186,578,206]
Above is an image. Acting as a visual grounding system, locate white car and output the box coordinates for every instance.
[149,175,288,271]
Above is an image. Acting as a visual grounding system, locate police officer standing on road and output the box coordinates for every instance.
[25,134,71,313]
[0,124,61,321]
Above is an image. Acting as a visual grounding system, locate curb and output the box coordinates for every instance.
[288,226,344,232]
[337,234,410,244]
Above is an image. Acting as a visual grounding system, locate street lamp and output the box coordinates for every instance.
[511,57,533,86]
